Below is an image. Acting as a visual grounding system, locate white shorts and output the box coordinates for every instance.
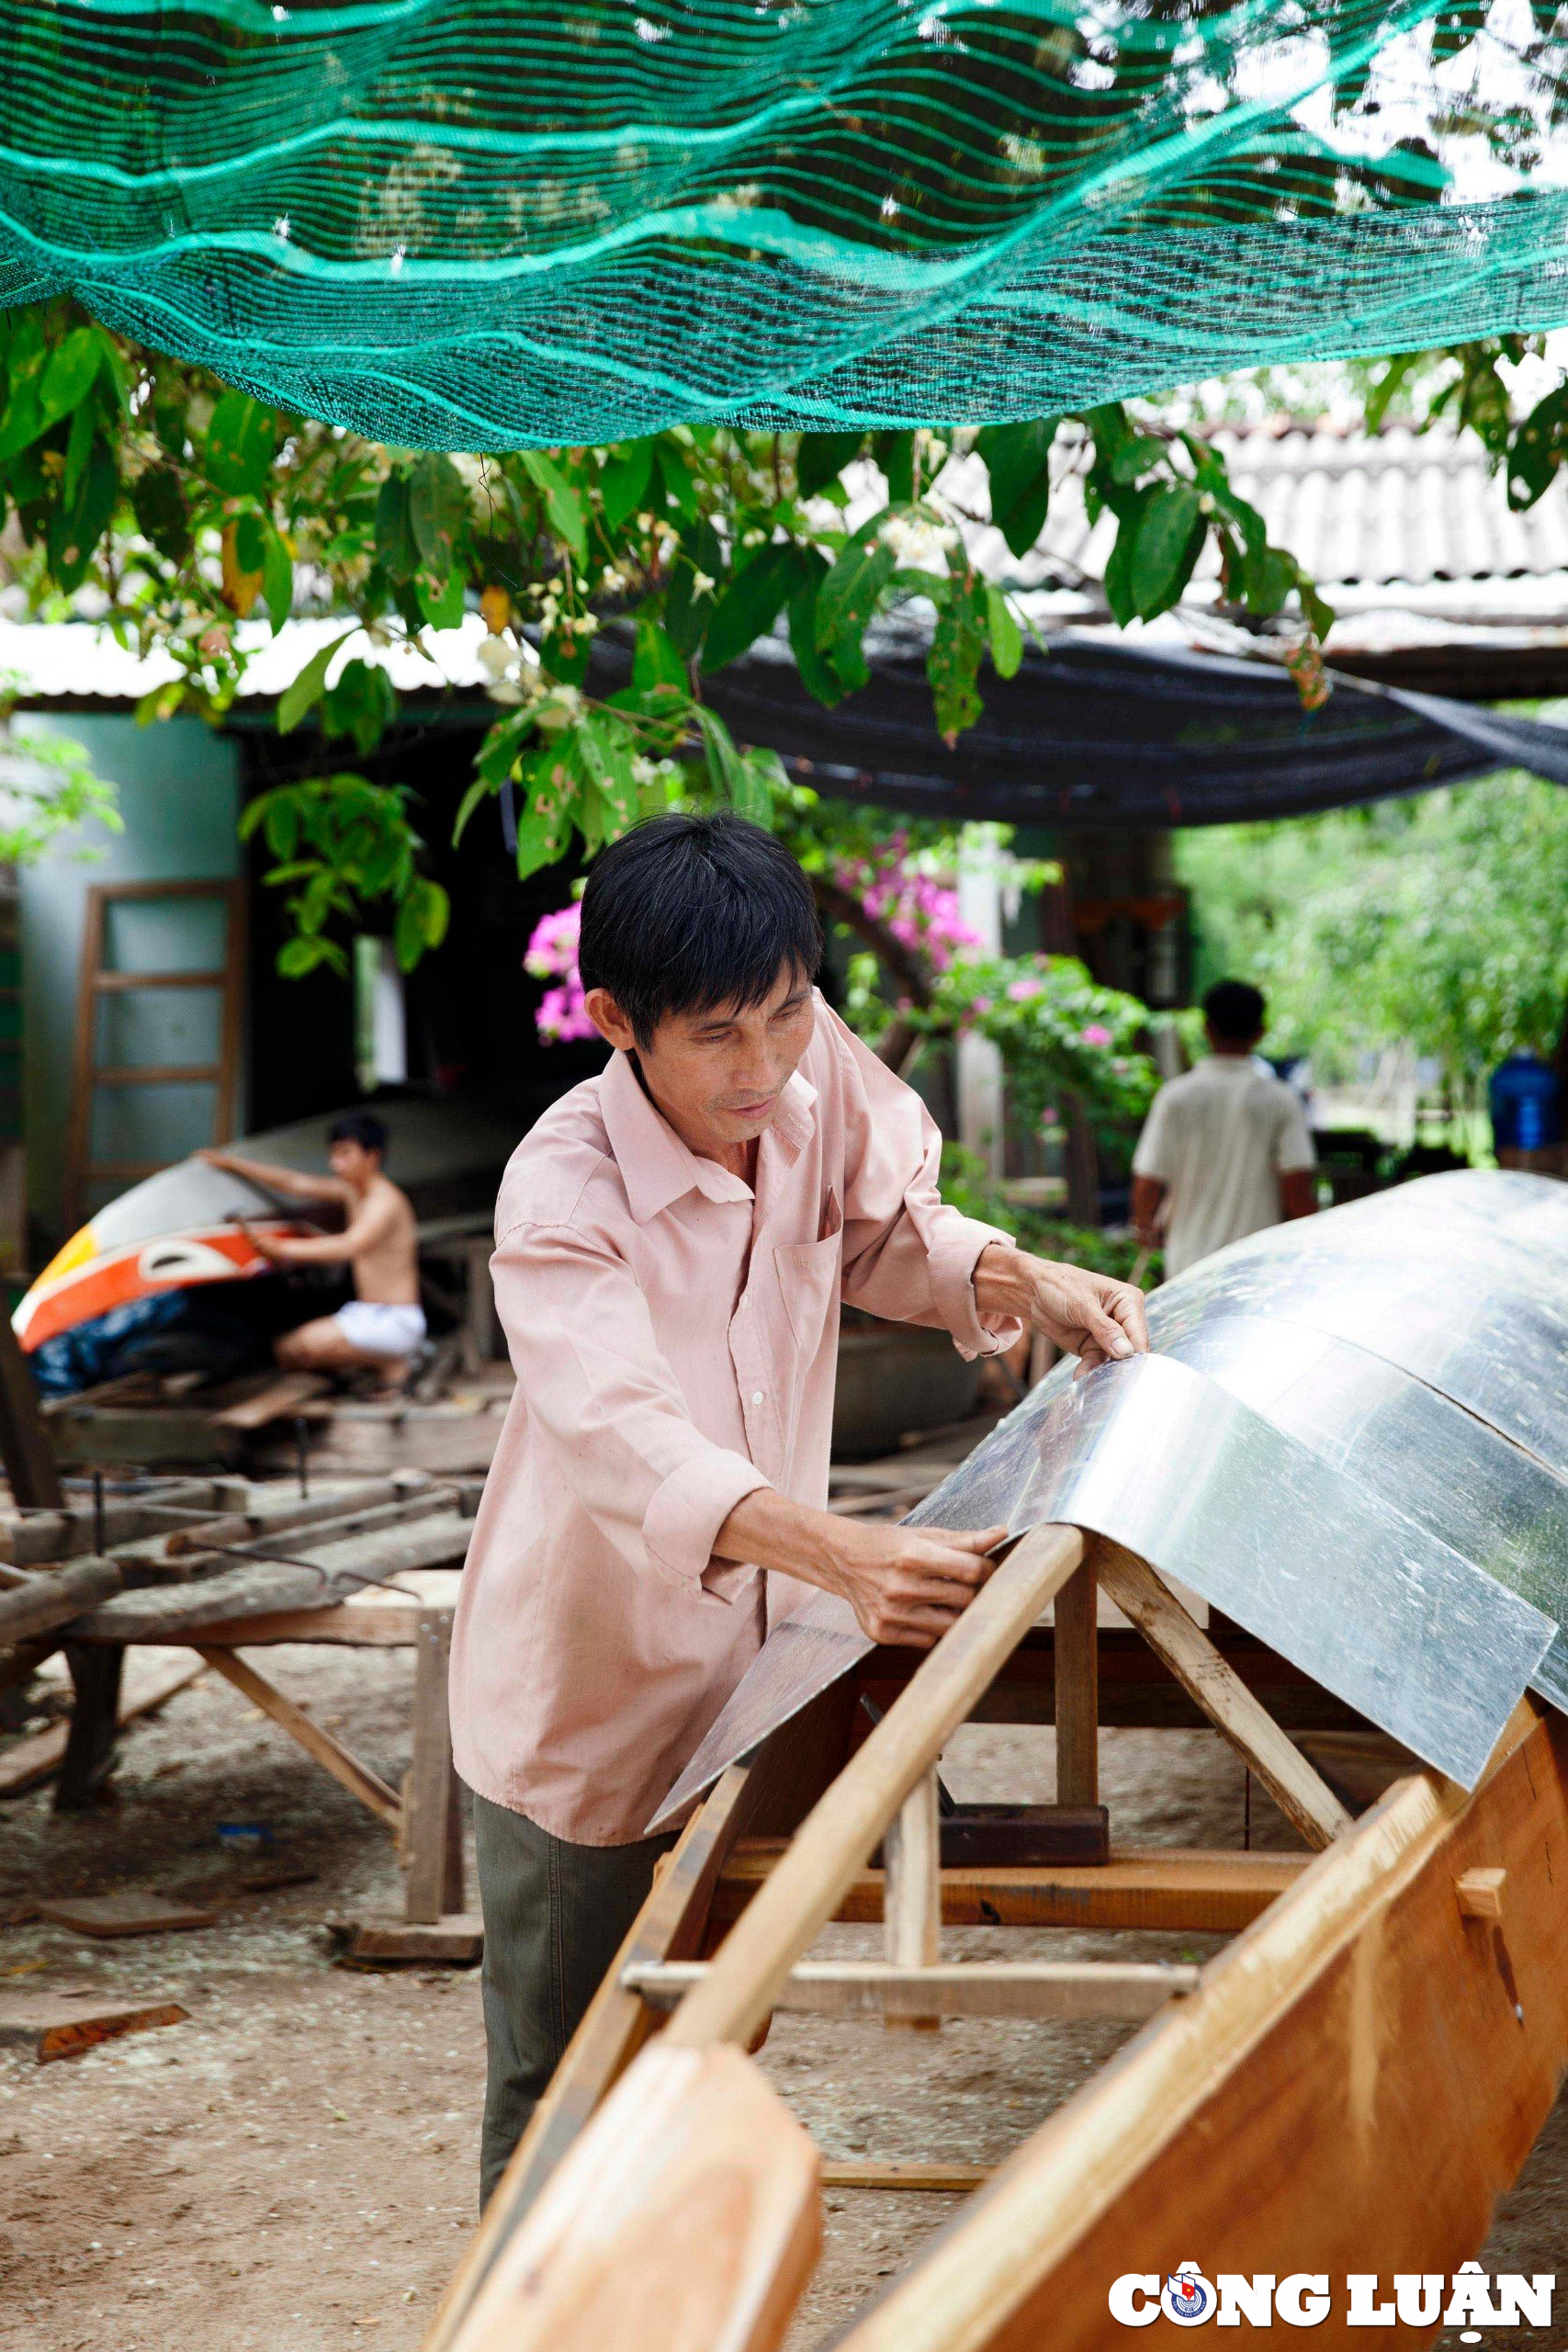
[333,1301,427,1360]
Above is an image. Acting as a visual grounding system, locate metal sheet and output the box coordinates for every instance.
[649,1171,1567,1828]
[1156,1315,1568,1712]
[652,1588,867,1831]
[908,1354,1551,1789]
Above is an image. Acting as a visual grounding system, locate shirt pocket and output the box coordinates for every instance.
[774,1191,843,1356]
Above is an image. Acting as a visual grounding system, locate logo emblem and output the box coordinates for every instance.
[1161,2264,1216,2326]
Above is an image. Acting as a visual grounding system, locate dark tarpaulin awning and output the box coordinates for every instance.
[693,628,1568,829]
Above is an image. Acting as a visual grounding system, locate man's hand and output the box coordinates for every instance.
[712,1488,1008,1649]
[809,1518,1010,1648]
[974,1240,1148,1371]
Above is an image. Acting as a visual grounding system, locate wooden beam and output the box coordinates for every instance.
[1090,1539,1352,1851]
[404,1608,464,1924]
[196,1645,401,1827]
[664,1522,1085,2053]
[1053,1560,1098,1807]
[710,1844,1306,1935]
[882,1767,941,2030]
[0,1555,120,1645]
[831,1702,1566,2352]
[180,1601,424,1646]
[625,1959,1200,2021]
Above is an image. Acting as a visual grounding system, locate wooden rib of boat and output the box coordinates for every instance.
[425,1519,1568,2352]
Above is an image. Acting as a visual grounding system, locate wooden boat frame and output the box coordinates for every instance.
[427,1521,1568,2352]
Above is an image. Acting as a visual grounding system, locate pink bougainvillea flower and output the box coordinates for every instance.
[1006,977,1043,1001]
[1081,1022,1114,1046]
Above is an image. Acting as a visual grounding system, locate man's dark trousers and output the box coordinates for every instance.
[472,1791,676,2209]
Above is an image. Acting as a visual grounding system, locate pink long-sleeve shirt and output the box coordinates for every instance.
[449,995,1018,1845]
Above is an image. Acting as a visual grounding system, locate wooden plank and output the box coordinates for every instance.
[35,1891,219,1937]
[196,1645,402,1827]
[0,1989,189,2063]
[626,1960,1200,2021]
[211,1373,332,1430]
[1091,1539,1352,1851]
[1053,1560,1098,1807]
[710,1845,1306,1935]
[95,1064,223,1086]
[664,1523,1085,2053]
[883,1768,941,2031]
[185,1601,423,1647]
[832,1703,1565,2352]
[331,1915,484,1965]
[90,968,226,991]
[404,1608,464,1924]
[0,1651,204,1796]
[446,2043,818,2352]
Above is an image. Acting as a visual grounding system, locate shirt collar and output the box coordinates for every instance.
[599,1046,818,1225]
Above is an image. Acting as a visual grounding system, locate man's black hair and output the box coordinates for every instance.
[1202,978,1267,1045]
[328,1110,389,1156]
[578,812,823,1046]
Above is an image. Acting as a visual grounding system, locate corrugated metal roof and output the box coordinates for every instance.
[1008,422,1568,593]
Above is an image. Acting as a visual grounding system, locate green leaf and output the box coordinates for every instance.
[453,772,497,844]
[519,449,587,560]
[1129,481,1204,619]
[702,541,797,671]
[1101,489,1147,627]
[375,472,420,583]
[277,628,356,733]
[415,563,466,628]
[206,390,277,497]
[795,432,864,498]
[130,463,192,564]
[976,419,1055,559]
[632,614,687,693]
[277,933,343,978]
[577,715,640,838]
[1363,349,1434,433]
[410,453,468,571]
[662,519,723,659]
[48,444,118,591]
[927,583,986,744]
[872,430,917,505]
[0,365,45,465]
[262,525,293,631]
[39,328,101,424]
[985,584,1023,679]
[474,707,541,792]
[814,528,895,652]
[600,441,654,533]
[233,509,268,576]
[320,658,396,754]
[1506,383,1568,511]
[787,560,846,707]
[62,394,96,504]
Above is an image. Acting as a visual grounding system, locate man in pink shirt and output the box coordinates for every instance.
[451,813,1148,2202]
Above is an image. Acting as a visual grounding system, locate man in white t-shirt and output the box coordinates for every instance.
[1131,980,1317,1279]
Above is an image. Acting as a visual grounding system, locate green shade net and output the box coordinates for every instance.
[0,0,1564,447]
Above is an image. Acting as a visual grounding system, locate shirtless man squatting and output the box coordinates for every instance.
[451,811,1151,2205]
[201,1112,426,1385]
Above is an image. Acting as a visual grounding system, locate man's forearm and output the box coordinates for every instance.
[713,1487,1010,1649]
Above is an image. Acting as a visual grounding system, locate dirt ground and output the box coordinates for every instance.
[1,1632,1564,2351]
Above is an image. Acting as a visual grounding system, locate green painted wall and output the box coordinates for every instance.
[21,716,242,1257]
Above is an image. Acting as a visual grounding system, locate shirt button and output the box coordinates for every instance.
[750,1390,764,1406]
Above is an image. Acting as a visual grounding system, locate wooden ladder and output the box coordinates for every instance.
[63,877,246,1230]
